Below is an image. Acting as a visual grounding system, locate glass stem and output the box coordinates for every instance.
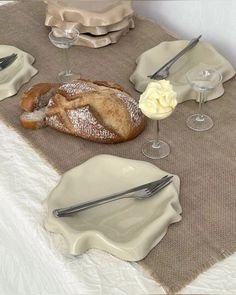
[197,91,205,121]
[152,120,161,148]
[63,48,70,75]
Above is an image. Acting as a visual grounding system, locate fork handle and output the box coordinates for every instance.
[53,191,133,217]
[150,35,202,78]
[165,35,202,69]
[53,176,170,217]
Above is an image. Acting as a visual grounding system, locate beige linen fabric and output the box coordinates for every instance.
[0,2,236,293]
[130,40,235,101]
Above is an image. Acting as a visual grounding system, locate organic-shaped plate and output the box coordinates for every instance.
[46,0,133,27]
[52,19,134,48]
[0,45,38,101]
[45,12,134,35]
[130,40,235,102]
[44,155,182,261]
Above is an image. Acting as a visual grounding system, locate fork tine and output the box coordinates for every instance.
[149,175,169,186]
[147,176,173,193]
[0,54,17,70]
[0,53,17,63]
[148,179,173,196]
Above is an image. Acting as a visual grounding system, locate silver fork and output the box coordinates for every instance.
[148,35,202,80]
[53,175,173,217]
[0,53,16,63]
[0,53,17,71]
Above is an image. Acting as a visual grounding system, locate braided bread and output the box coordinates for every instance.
[20,80,145,143]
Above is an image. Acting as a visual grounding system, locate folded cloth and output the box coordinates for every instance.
[130,40,235,103]
[0,45,38,101]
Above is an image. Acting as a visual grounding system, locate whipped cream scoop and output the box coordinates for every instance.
[139,80,177,120]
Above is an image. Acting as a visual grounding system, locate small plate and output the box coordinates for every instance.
[52,19,134,48]
[44,155,182,261]
[0,45,38,100]
[45,13,134,36]
[130,40,235,102]
[46,0,133,27]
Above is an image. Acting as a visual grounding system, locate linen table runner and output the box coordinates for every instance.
[0,2,236,293]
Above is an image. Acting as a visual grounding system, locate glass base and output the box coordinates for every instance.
[186,114,213,131]
[57,71,81,83]
[142,139,170,159]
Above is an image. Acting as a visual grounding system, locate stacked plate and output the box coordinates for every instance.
[44,0,134,48]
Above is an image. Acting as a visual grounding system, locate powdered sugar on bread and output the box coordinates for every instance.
[20,80,145,143]
[67,106,116,140]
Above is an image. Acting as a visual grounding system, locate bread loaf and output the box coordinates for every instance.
[20,80,145,143]
[20,108,46,129]
[21,83,60,112]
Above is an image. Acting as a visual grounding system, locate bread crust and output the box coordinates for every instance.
[20,108,46,129]
[20,117,45,129]
[20,83,60,112]
[20,80,145,143]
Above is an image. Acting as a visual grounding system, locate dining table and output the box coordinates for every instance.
[1,120,236,295]
[0,1,236,294]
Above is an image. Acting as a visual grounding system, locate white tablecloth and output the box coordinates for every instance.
[0,120,236,294]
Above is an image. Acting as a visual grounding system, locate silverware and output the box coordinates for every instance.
[53,175,173,217]
[148,35,202,80]
[0,53,17,71]
[0,53,16,63]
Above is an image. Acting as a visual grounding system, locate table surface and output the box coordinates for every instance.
[0,122,236,295]
[0,1,236,294]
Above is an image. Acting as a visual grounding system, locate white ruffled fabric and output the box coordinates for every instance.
[0,120,236,294]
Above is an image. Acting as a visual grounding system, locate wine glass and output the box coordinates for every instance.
[49,27,80,83]
[141,109,175,159]
[186,67,222,131]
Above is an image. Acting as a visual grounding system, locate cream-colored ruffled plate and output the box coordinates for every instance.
[130,40,235,103]
[52,19,134,48]
[44,154,182,262]
[45,12,134,35]
[0,45,38,101]
[46,0,133,27]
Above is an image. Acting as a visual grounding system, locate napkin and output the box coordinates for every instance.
[130,40,235,103]
[0,45,38,101]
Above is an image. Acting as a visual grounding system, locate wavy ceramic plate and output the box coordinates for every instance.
[46,0,133,27]
[52,19,134,48]
[0,45,38,101]
[130,40,235,102]
[45,12,134,35]
[44,155,182,261]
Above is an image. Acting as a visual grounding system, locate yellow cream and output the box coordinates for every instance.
[139,80,177,120]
